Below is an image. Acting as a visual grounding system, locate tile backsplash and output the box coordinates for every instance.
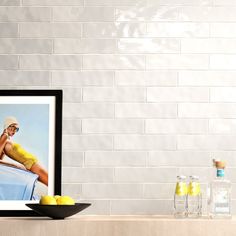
[1,0,236,215]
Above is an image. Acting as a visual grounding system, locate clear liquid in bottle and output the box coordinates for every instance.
[208,159,231,219]
[187,175,202,218]
[174,175,188,218]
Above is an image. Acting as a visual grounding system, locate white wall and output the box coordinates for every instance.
[1,0,236,215]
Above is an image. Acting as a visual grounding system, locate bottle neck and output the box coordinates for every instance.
[216,168,225,178]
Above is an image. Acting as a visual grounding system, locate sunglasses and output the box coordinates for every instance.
[8,125,19,132]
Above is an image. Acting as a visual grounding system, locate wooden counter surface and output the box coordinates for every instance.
[0,215,235,236]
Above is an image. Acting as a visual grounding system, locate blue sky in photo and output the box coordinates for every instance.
[0,104,49,170]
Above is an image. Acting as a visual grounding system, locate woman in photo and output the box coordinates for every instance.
[0,116,48,186]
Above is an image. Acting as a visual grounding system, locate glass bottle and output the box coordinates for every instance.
[174,175,188,218]
[208,159,231,218]
[187,175,202,218]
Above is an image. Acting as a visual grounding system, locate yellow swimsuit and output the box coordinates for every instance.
[6,143,38,170]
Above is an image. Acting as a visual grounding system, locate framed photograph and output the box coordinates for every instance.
[0,90,62,216]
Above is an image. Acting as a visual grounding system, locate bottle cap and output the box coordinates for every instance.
[213,159,226,169]
[189,175,199,180]
[177,175,186,180]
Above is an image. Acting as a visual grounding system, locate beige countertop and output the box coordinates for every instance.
[1,215,235,236]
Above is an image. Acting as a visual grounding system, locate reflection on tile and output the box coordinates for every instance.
[147,0,212,6]
[147,54,209,69]
[147,22,209,37]
[83,55,145,70]
[53,7,114,21]
[179,6,236,22]
[83,22,147,38]
[116,6,179,21]
[118,38,180,53]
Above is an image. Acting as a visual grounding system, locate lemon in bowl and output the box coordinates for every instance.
[39,195,57,205]
[26,195,90,219]
[56,196,75,205]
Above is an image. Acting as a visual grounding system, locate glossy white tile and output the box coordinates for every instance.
[182,39,236,53]
[63,167,113,182]
[0,23,18,37]
[20,55,82,70]
[146,119,208,134]
[63,119,81,134]
[63,134,113,151]
[85,151,146,166]
[83,87,145,102]
[83,55,145,70]
[116,103,177,118]
[83,22,147,38]
[52,71,114,87]
[0,39,52,54]
[177,135,236,150]
[0,71,50,86]
[54,38,116,54]
[211,87,236,102]
[82,183,143,199]
[210,55,236,69]
[148,151,211,166]
[114,167,178,182]
[147,54,209,69]
[0,0,20,5]
[179,71,236,86]
[179,6,236,21]
[115,71,178,86]
[179,103,236,118]
[53,7,114,21]
[0,7,51,21]
[82,119,144,133]
[147,87,209,102]
[62,152,84,167]
[20,22,82,38]
[85,0,144,6]
[63,103,114,118]
[209,119,236,134]
[213,0,236,5]
[118,38,180,54]
[0,55,18,69]
[114,135,176,150]
[116,6,179,21]
[111,200,173,214]
[147,22,209,37]
[148,0,212,5]
[23,0,83,5]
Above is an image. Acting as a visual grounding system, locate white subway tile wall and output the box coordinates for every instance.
[1,0,236,215]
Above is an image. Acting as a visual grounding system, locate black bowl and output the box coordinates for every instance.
[25,203,91,219]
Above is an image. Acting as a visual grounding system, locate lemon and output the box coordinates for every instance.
[54,195,61,201]
[39,195,57,205]
[56,196,75,205]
